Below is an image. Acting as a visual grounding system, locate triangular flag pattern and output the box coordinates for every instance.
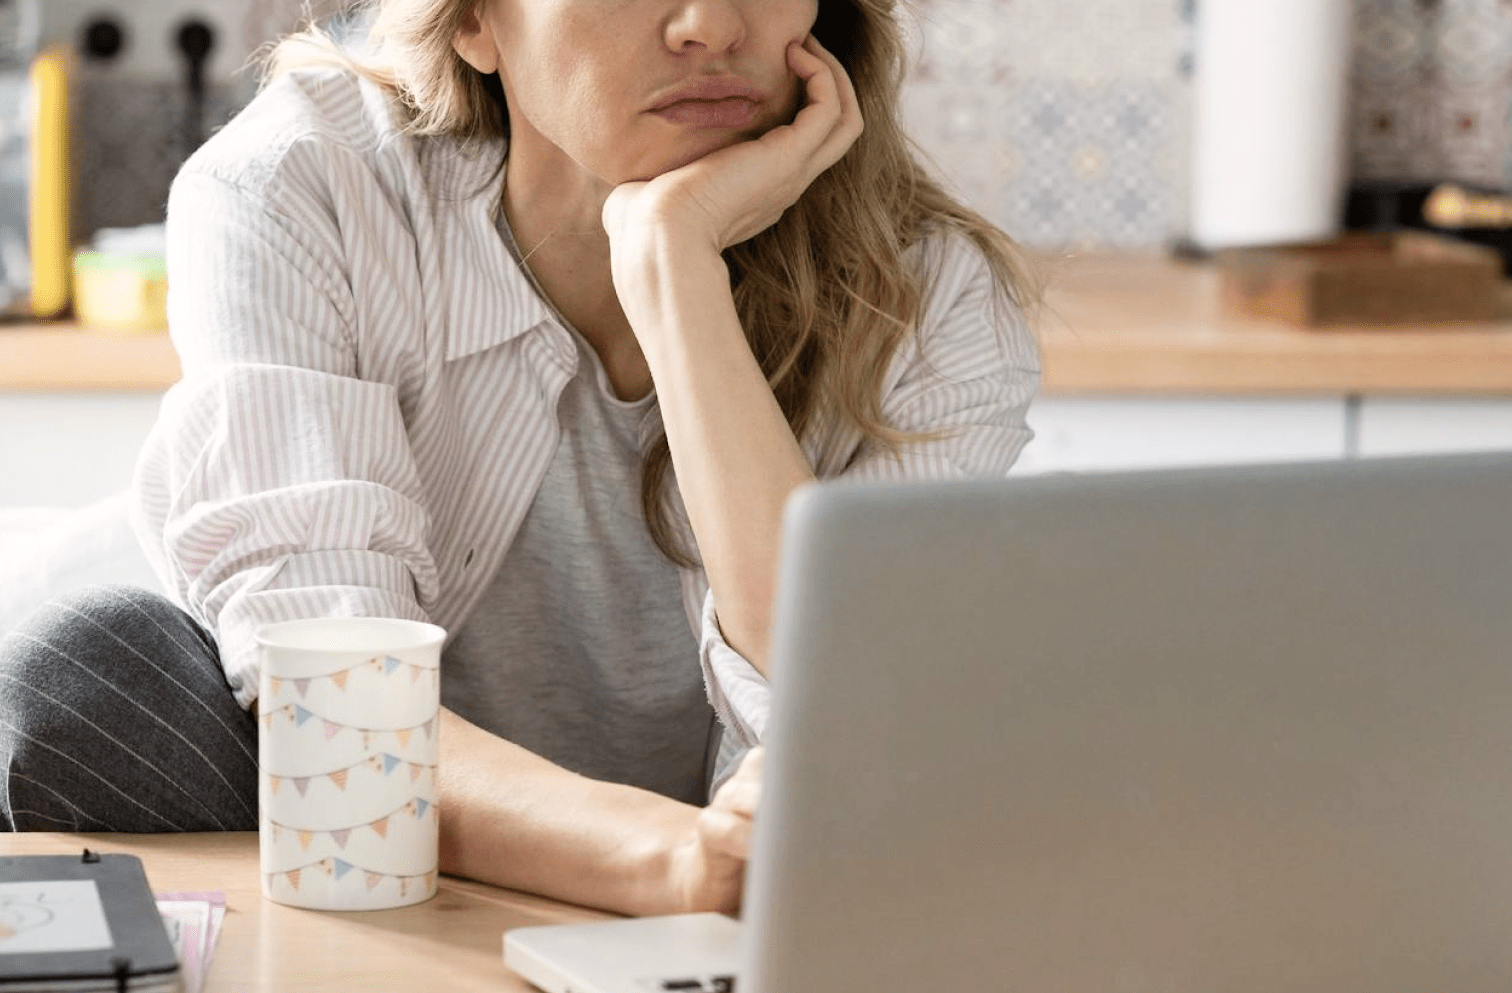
[370,817,389,839]
[269,776,281,796]
[294,678,310,698]
[331,829,350,849]
[325,720,342,740]
[410,664,422,684]
[382,754,401,775]
[383,655,402,675]
[331,670,349,691]
[269,677,283,697]
[410,763,423,782]
[298,831,314,851]
[294,705,313,727]
[416,799,430,819]
[423,718,435,739]
[396,729,412,749]
[332,859,354,880]
[365,872,382,891]
[286,869,302,891]
[293,777,310,797]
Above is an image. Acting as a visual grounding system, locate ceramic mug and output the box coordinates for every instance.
[256,617,445,911]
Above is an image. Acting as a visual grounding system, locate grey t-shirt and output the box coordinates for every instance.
[440,306,715,806]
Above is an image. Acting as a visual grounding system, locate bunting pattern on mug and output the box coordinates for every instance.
[266,858,439,899]
[267,655,439,699]
[264,754,437,796]
[266,796,438,850]
[259,704,438,750]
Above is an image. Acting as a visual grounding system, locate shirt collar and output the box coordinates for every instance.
[421,134,553,362]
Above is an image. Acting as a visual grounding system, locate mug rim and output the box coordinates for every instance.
[255,617,447,653]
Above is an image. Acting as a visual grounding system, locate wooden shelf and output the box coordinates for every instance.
[0,322,180,390]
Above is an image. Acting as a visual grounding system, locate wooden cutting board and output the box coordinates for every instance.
[1218,231,1503,329]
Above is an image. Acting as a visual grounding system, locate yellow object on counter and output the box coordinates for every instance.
[29,44,71,320]
[73,251,168,333]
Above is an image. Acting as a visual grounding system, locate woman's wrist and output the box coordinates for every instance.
[437,708,706,916]
[604,781,703,915]
[608,206,727,311]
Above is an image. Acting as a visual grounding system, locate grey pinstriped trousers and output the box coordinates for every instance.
[0,585,259,832]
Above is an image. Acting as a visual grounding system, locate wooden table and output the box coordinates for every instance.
[0,833,604,992]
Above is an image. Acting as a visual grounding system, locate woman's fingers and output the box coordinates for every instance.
[731,747,765,788]
[803,35,864,160]
[714,747,763,804]
[713,775,761,818]
[696,806,753,860]
[665,748,765,913]
[769,36,862,177]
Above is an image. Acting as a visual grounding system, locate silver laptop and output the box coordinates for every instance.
[506,452,1512,993]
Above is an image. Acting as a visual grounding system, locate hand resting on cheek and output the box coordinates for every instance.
[601,35,864,264]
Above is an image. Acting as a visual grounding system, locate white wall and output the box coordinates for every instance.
[1014,397,1348,475]
[0,393,163,507]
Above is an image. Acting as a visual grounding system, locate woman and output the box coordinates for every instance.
[0,0,1038,915]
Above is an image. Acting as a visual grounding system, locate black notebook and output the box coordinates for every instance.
[0,852,180,992]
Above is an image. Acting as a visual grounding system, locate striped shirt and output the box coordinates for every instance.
[131,69,1041,748]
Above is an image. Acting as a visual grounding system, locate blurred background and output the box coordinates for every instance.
[906,0,1511,252]
[0,0,1510,513]
[24,0,347,245]
[10,0,1512,254]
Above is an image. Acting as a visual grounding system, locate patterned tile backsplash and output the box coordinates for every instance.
[904,0,1512,251]
[45,0,1512,251]
[1351,0,1512,189]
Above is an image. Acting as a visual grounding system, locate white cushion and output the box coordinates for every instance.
[0,491,159,635]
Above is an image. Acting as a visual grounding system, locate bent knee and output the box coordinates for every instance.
[0,586,255,832]
[1,585,217,697]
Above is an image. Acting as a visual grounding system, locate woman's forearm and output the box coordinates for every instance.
[436,707,697,915]
[615,233,814,675]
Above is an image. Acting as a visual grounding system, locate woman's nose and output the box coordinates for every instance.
[664,0,747,55]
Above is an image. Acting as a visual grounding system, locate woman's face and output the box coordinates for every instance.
[459,0,820,184]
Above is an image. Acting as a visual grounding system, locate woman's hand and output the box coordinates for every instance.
[667,747,765,913]
[602,35,863,258]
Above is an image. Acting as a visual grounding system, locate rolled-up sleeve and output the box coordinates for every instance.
[843,237,1040,482]
[696,236,1042,746]
[132,164,439,709]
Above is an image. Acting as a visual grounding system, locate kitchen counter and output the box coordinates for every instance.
[0,322,180,390]
[1039,254,1512,395]
[3,253,1511,394]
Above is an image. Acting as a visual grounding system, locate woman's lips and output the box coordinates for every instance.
[652,98,759,129]
[648,77,765,129]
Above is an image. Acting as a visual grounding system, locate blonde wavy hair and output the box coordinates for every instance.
[267,0,1040,567]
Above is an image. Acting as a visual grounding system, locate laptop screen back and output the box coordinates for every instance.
[742,453,1512,993]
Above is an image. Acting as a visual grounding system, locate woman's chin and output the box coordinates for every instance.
[626,131,757,183]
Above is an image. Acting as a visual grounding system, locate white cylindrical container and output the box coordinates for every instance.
[257,617,445,911]
[1189,0,1355,250]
